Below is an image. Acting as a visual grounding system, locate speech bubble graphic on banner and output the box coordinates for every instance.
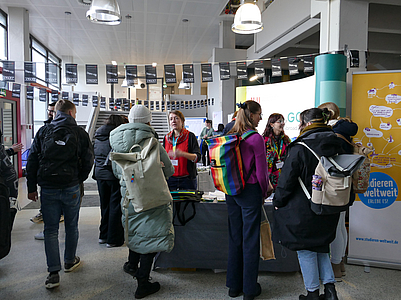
[369,105,393,118]
[359,172,398,209]
[364,128,383,138]
[385,94,401,104]
[380,122,392,130]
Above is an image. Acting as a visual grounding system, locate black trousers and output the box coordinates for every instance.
[96,179,124,245]
[128,249,157,279]
[201,140,210,166]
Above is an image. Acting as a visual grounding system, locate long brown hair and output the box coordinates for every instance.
[262,113,290,144]
[228,100,261,135]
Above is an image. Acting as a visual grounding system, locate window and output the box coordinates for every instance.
[0,9,7,60]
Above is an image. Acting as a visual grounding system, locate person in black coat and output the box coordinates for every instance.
[273,107,342,300]
[93,114,127,247]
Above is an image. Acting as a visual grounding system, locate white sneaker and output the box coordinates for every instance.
[34,231,44,240]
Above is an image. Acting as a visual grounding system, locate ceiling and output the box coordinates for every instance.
[0,0,231,66]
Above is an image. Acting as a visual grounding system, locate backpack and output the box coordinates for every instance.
[110,137,172,213]
[336,133,374,193]
[170,190,203,226]
[0,180,17,260]
[206,130,256,196]
[297,142,365,215]
[38,124,79,183]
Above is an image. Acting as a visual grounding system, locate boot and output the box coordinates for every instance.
[331,263,342,282]
[299,289,320,300]
[340,257,346,276]
[134,277,160,299]
[320,283,339,300]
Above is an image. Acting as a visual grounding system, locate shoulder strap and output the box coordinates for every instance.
[296,142,320,160]
[241,130,257,140]
[336,133,354,146]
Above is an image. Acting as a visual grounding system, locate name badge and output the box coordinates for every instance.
[276,160,284,169]
[172,159,179,166]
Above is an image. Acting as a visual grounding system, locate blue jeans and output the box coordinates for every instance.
[41,184,81,273]
[167,176,197,191]
[330,211,347,264]
[297,250,335,291]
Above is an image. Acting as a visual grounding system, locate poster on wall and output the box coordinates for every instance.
[126,65,137,85]
[124,99,129,111]
[106,65,118,84]
[26,86,34,101]
[201,63,213,82]
[219,62,230,80]
[185,117,206,139]
[271,59,281,77]
[45,63,58,84]
[164,64,176,83]
[2,61,15,82]
[65,64,78,84]
[115,98,121,109]
[236,61,248,80]
[303,56,314,74]
[73,93,79,106]
[62,91,69,100]
[236,75,315,140]
[109,98,114,109]
[183,64,194,83]
[51,90,59,102]
[39,88,46,102]
[92,95,98,107]
[145,65,157,84]
[24,62,36,83]
[288,57,299,76]
[12,83,21,98]
[100,96,106,108]
[348,71,401,269]
[254,60,265,79]
[86,64,98,84]
[82,94,88,106]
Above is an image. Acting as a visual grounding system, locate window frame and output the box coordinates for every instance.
[0,9,8,60]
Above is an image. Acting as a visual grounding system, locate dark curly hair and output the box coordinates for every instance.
[262,113,290,145]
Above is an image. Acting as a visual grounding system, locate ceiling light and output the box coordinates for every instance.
[249,75,258,81]
[111,60,117,65]
[152,62,157,67]
[86,0,121,25]
[121,78,134,88]
[232,0,263,34]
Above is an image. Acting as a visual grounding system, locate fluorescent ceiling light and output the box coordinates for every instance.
[232,1,263,34]
[111,60,117,65]
[152,62,157,67]
[86,0,121,25]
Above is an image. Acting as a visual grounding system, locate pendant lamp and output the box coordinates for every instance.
[86,0,121,25]
[232,0,263,34]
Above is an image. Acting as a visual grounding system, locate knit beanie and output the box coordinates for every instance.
[128,105,151,124]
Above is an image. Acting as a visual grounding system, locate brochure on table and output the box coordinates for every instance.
[349,71,401,269]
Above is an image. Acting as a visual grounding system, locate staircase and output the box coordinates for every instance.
[90,110,169,143]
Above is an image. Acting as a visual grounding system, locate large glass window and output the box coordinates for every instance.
[30,36,62,134]
[0,9,7,60]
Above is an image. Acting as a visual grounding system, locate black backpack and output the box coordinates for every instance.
[38,124,80,183]
[0,180,17,260]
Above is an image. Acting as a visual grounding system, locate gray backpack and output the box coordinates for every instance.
[110,137,172,213]
[297,142,365,215]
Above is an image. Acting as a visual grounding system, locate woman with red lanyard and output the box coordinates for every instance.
[262,113,291,192]
[163,110,201,190]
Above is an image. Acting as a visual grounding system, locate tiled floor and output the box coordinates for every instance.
[1,178,401,299]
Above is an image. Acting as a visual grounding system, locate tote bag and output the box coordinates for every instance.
[260,206,275,260]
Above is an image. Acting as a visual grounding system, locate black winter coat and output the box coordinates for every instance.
[93,124,118,181]
[272,125,342,253]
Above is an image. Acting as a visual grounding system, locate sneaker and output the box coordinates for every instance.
[45,273,60,289]
[64,256,81,272]
[106,243,123,248]
[30,212,43,223]
[59,215,64,223]
[34,231,44,240]
[99,239,107,244]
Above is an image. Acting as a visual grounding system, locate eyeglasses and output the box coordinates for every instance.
[275,119,285,124]
[256,112,263,119]
[47,109,55,113]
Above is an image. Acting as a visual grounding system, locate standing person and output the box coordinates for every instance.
[200,119,214,166]
[214,123,225,136]
[225,101,271,300]
[26,99,94,289]
[318,102,358,281]
[273,107,342,300]
[110,105,175,299]
[222,111,238,136]
[30,101,58,224]
[262,113,291,192]
[163,110,201,190]
[93,114,126,248]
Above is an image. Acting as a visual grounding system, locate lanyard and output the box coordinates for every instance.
[272,137,284,159]
[172,135,179,152]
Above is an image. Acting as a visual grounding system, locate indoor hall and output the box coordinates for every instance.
[1,177,401,300]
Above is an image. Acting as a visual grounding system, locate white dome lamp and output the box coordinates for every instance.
[232,0,263,34]
[86,0,121,25]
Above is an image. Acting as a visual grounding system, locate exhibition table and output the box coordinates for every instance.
[154,202,300,272]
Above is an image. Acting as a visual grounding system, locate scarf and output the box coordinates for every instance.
[299,123,331,137]
[166,128,190,145]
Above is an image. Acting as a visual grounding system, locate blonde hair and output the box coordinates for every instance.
[55,99,75,113]
[318,102,340,120]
